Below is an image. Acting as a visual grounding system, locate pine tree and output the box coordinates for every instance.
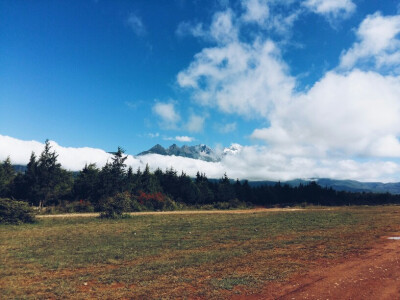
[217,173,235,202]
[98,147,128,198]
[73,163,99,201]
[139,164,162,194]
[36,140,72,209]
[0,157,16,197]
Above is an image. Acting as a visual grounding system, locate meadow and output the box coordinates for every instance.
[1,206,400,299]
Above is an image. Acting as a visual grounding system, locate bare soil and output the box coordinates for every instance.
[242,235,400,300]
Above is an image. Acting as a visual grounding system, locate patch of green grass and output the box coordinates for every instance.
[1,206,400,299]
[210,276,258,290]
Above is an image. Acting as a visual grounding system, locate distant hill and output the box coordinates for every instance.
[315,178,400,194]
[13,165,27,173]
[247,178,400,194]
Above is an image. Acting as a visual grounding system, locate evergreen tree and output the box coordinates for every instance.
[177,171,199,204]
[0,157,16,197]
[138,164,162,194]
[195,172,214,204]
[125,166,136,193]
[216,173,235,202]
[98,147,128,198]
[11,152,39,203]
[36,140,73,208]
[73,163,99,201]
[159,167,180,199]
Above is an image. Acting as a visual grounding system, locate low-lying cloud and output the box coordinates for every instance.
[1,135,399,182]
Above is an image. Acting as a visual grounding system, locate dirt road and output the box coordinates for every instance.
[250,235,400,300]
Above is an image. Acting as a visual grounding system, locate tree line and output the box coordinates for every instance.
[1,140,400,214]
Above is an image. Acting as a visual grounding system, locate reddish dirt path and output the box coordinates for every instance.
[247,236,400,300]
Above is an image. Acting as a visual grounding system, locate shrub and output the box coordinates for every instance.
[65,200,95,213]
[136,191,177,211]
[130,198,144,212]
[212,199,248,210]
[100,192,131,219]
[214,201,231,210]
[0,198,36,224]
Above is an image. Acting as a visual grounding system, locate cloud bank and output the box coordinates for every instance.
[1,135,399,182]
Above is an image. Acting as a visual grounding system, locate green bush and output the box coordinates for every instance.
[130,198,144,212]
[100,192,131,219]
[212,199,249,210]
[64,200,95,213]
[0,198,36,224]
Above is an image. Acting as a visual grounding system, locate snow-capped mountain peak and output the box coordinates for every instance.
[137,144,220,162]
[137,143,243,162]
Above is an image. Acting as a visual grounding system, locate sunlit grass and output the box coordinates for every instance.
[1,206,400,299]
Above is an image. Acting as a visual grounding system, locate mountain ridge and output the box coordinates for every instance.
[137,143,221,162]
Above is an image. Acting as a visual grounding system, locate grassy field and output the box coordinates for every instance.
[1,206,400,299]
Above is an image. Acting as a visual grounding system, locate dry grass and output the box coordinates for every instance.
[1,206,400,299]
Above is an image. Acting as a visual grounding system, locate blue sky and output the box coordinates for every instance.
[1,0,400,182]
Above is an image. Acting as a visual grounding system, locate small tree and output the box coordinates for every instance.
[100,192,131,219]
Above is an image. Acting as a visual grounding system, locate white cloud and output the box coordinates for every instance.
[241,0,269,25]
[241,0,301,34]
[178,1,299,40]
[152,102,204,133]
[252,70,400,158]
[176,21,205,38]
[2,135,400,182]
[177,39,295,118]
[209,9,238,44]
[339,12,400,71]
[177,9,238,44]
[176,136,195,142]
[178,7,400,172]
[0,135,113,171]
[186,114,206,132]
[163,135,195,143]
[219,145,400,182]
[125,100,144,110]
[303,0,356,19]
[127,13,146,36]
[146,132,160,138]
[152,102,181,129]
[138,148,400,182]
[217,122,237,133]
[177,3,297,119]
